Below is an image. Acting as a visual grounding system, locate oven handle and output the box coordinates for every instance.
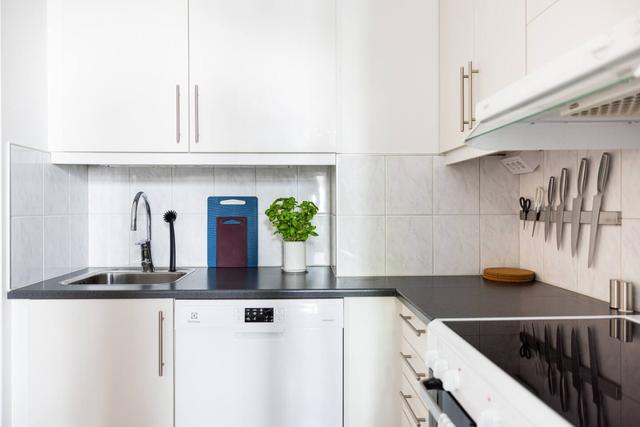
[416,381,457,427]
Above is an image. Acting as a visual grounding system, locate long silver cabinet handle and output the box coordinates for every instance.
[400,352,426,380]
[399,391,426,426]
[175,85,181,143]
[194,84,200,143]
[158,311,164,376]
[399,313,426,336]
[460,66,466,132]
[467,61,479,129]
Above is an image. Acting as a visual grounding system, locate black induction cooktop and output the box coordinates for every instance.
[443,316,640,427]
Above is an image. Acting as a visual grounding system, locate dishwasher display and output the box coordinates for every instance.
[175,299,343,427]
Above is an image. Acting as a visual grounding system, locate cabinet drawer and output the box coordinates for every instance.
[400,338,428,383]
[399,304,428,358]
[400,373,429,427]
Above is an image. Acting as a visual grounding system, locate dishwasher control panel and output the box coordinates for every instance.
[244,307,274,322]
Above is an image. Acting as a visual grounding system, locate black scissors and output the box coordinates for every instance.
[519,197,531,229]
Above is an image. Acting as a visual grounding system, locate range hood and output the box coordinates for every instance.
[466,15,640,151]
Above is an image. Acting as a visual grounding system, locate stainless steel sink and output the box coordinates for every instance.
[60,270,193,285]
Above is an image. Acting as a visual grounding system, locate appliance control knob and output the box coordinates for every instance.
[433,359,448,378]
[442,369,461,392]
[478,410,501,427]
[425,350,439,367]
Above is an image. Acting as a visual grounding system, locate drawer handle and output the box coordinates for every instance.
[158,311,164,377]
[399,391,426,426]
[399,314,426,336]
[400,352,426,380]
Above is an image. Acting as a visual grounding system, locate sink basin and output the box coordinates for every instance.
[61,270,193,285]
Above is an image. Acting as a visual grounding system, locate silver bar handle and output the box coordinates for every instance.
[460,66,466,132]
[399,314,426,336]
[194,84,200,143]
[401,352,426,380]
[175,85,180,143]
[158,311,164,376]
[467,61,479,128]
[399,391,426,426]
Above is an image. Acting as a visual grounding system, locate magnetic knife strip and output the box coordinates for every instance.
[520,210,621,225]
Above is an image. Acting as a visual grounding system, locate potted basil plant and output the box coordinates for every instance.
[265,197,319,272]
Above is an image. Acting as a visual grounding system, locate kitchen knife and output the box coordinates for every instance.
[544,176,556,241]
[544,325,557,395]
[588,153,611,267]
[571,158,589,257]
[556,326,568,412]
[588,326,606,427]
[556,168,569,250]
[572,329,587,427]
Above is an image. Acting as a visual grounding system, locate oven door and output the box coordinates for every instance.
[417,373,476,427]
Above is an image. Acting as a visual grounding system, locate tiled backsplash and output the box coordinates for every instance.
[520,149,640,307]
[87,165,331,269]
[333,154,520,276]
[10,145,88,288]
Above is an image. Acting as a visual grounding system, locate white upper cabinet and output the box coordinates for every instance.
[47,0,188,152]
[339,0,439,155]
[189,0,336,153]
[439,0,525,154]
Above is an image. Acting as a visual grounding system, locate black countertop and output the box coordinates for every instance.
[7,267,614,320]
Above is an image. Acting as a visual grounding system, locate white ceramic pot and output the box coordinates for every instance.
[282,241,306,273]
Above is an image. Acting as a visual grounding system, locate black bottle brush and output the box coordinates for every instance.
[163,210,177,272]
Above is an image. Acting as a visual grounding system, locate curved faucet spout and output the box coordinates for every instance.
[130,191,154,272]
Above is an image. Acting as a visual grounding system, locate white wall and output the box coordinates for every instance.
[334,154,520,276]
[519,149,640,308]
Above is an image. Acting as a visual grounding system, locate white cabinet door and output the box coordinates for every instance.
[439,0,474,153]
[339,0,439,154]
[189,0,336,153]
[48,0,188,152]
[25,299,173,427]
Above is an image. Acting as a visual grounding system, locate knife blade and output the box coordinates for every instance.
[556,325,568,412]
[571,158,589,257]
[588,327,606,427]
[572,329,587,427]
[544,176,556,241]
[556,168,569,250]
[588,153,611,267]
[544,325,556,395]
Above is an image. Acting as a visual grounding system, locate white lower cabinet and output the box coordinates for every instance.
[13,299,174,427]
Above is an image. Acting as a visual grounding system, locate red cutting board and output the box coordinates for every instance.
[216,217,247,267]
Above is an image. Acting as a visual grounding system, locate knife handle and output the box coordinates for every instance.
[548,176,556,205]
[577,158,588,196]
[597,152,610,194]
[559,168,568,204]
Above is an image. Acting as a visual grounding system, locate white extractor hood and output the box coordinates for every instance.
[466,14,640,151]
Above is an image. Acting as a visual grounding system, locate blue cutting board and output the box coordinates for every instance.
[207,197,258,267]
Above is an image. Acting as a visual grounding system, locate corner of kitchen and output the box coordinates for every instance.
[2,1,640,426]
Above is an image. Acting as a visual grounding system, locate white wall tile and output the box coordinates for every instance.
[578,149,620,212]
[10,145,44,216]
[88,167,130,214]
[130,167,172,215]
[308,215,331,266]
[258,214,282,266]
[89,215,130,267]
[542,226,577,292]
[386,156,433,215]
[298,166,331,213]
[69,165,88,214]
[214,167,256,196]
[69,214,88,271]
[44,216,69,279]
[256,167,298,212]
[172,167,214,215]
[621,149,640,218]
[129,214,171,268]
[577,226,620,301]
[175,214,208,266]
[520,223,544,275]
[337,216,385,276]
[480,215,519,269]
[386,216,433,275]
[11,216,44,287]
[480,156,519,214]
[543,150,578,201]
[44,164,69,215]
[337,155,385,215]
[433,215,479,275]
[433,156,479,214]
[621,219,640,309]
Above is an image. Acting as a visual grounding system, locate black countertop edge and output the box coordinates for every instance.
[6,266,615,320]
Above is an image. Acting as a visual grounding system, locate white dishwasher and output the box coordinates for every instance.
[175,299,343,427]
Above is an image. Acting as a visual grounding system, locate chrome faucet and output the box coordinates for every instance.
[130,191,154,272]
